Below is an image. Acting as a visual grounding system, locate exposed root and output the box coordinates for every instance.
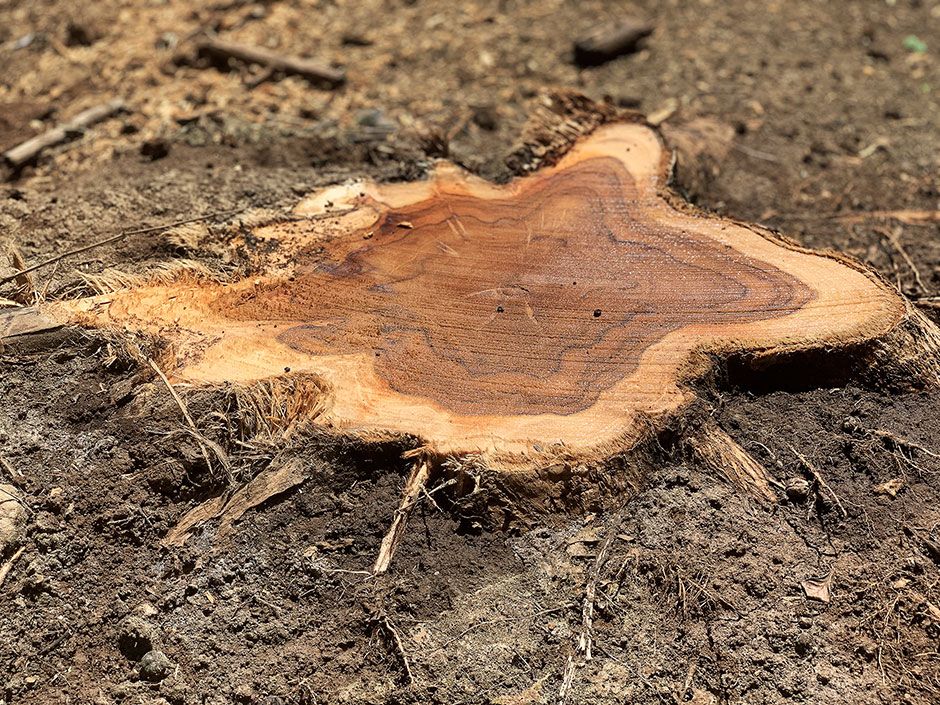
[373,456,433,575]
[790,446,848,519]
[843,418,940,466]
[379,615,415,686]
[684,422,778,502]
[558,518,617,704]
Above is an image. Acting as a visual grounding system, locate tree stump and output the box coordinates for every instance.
[26,115,940,556]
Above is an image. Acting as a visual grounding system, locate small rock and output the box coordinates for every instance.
[159,675,188,705]
[794,631,814,656]
[45,487,65,514]
[856,635,878,661]
[0,483,27,552]
[136,601,159,618]
[233,684,255,703]
[798,615,813,629]
[31,511,59,534]
[118,616,154,660]
[785,477,810,502]
[139,650,174,683]
[141,139,171,161]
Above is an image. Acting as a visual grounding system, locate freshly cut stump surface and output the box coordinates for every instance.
[52,122,906,464]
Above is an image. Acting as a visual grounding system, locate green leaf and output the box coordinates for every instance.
[903,35,927,53]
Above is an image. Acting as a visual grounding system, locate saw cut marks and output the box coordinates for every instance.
[53,122,905,459]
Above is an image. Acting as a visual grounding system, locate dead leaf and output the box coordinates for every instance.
[874,478,905,497]
[801,571,833,603]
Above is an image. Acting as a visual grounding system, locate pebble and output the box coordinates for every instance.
[139,650,174,682]
[794,632,814,656]
[0,483,26,552]
[785,477,810,502]
[118,616,154,660]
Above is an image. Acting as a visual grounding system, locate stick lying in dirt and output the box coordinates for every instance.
[0,209,244,286]
[198,37,345,87]
[0,546,25,589]
[2,98,125,170]
[373,457,432,575]
[573,17,653,67]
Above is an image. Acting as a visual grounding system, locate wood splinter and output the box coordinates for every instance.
[685,424,779,502]
[373,457,432,575]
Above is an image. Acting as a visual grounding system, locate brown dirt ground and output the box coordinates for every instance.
[3,1,940,704]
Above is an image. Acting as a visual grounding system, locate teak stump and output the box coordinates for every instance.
[15,117,940,564]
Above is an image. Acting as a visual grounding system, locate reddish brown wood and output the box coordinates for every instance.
[48,122,907,464]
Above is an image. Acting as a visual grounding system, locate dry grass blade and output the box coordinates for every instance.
[148,358,232,483]
[0,546,25,589]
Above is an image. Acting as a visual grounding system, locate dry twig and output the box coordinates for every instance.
[2,98,125,170]
[198,36,345,87]
[372,457,432,575]
[0,208,244,286]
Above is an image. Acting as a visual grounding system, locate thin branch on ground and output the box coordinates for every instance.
[0,208,245,285]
